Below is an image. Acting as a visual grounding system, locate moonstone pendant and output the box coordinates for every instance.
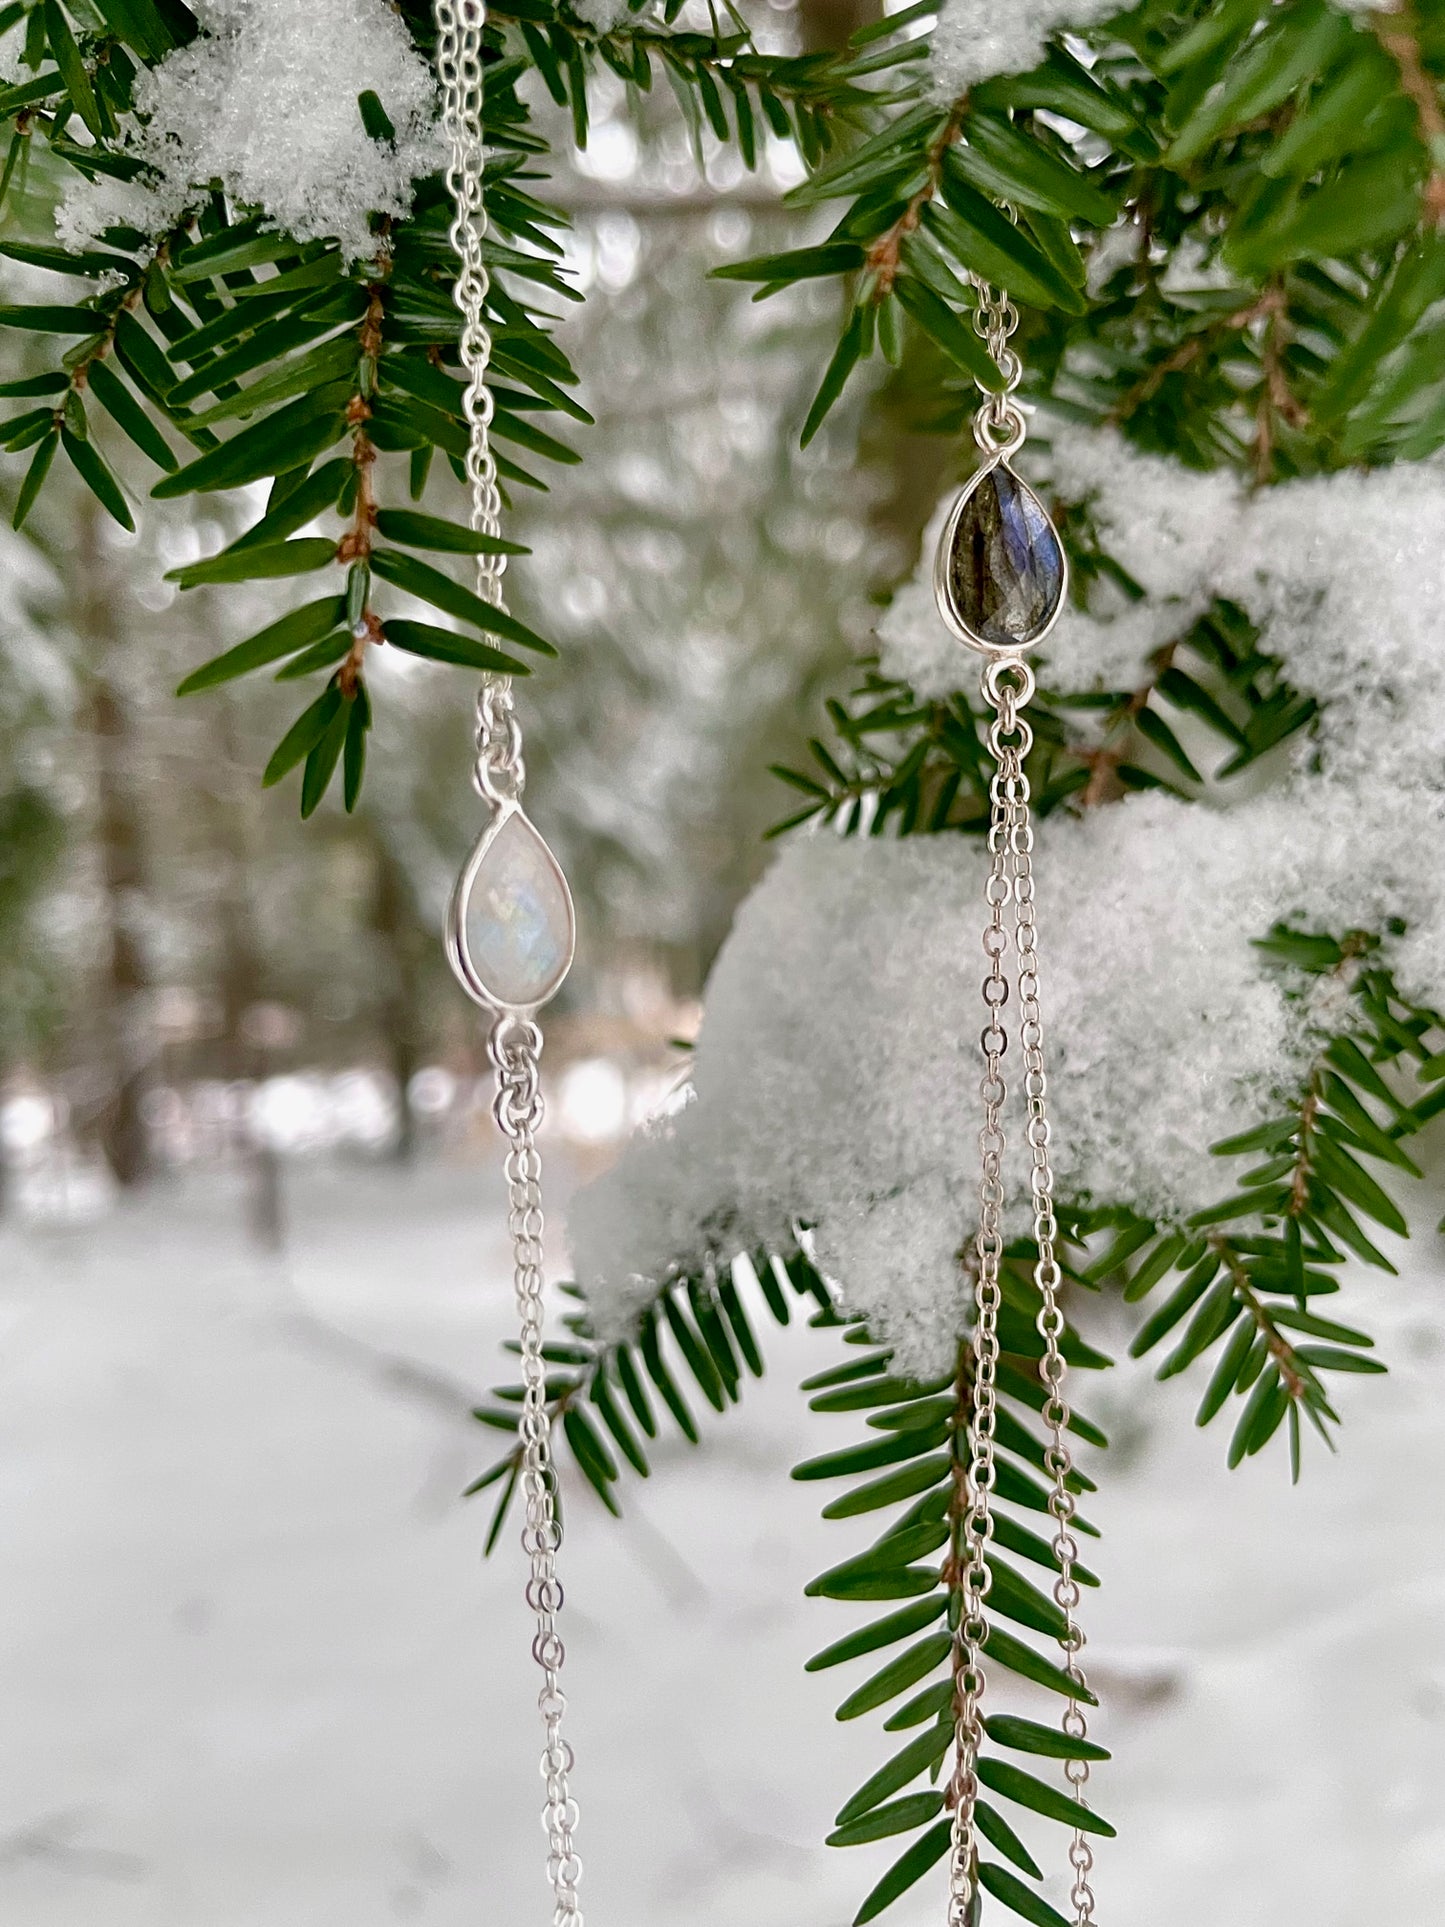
[446,803,576,1013]
[934,457,1067,655]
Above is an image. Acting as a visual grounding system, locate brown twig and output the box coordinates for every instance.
[1076,744,1123,809]
[1212,1238,1308,1400]
[1373,7,1445,224]
[1104,335,1206,427]
[1287,1080,1321,1217]
[1105,286,1294,433]
[865,101,969,295]
[1074,641,1178,808]
[1252,277,1309,484]
[335,281,388,695]
[1283,937,1371,1207]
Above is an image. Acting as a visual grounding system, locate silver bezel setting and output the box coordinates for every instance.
[444,799,577,1016]
[932,450,1070,659]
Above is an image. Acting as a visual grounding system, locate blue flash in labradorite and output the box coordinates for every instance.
[944,463,1065,648]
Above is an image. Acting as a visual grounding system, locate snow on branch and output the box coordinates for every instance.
[569,431,1445,1375]
[882,426,1445,794]
[930,0,1124,96]
[58,0,441,262]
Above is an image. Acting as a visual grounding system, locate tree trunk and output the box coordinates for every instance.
[79,500,153,1189]
[798,0,877,50]
[371,830,426,1163]
[206,696,285,1250]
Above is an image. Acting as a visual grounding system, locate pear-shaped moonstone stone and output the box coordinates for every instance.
[944,463,1065,648]
[461,809,574,1010]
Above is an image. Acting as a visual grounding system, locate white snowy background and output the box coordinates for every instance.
[2,1144,1442,1925]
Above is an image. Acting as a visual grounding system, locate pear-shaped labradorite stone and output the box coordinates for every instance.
[944,463,1065,648]
[462,809,574,1009]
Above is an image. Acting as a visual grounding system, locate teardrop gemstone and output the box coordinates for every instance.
[941,462,1065,649]
[454,807,575,1011]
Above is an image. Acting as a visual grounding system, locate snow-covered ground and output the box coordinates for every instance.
[1,1153,1442,1925]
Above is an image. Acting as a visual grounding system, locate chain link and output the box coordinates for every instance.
[1000,663,1099,1927]
[946,691,1013,1926]
[969,269,1027,457]
[946,658,1101,1925]
[434,0,525,807]
[489,1015,584,1927]
[434,7,582,1920]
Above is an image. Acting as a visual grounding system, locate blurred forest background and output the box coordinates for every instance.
[0,0,925,1234]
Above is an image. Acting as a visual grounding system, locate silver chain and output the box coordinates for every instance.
[969,273,1025,455]
[435,0,526,809]
[947,298,1099,1925]
[490,1017,583,1926]
[947,716,1011,1927]
[434,7,583,1921]
[1000,663,1098,1927]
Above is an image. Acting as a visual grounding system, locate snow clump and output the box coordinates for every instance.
[57,0,440,262]
[931,0,1123,95]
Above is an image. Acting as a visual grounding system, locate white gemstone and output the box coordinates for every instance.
[461,809,574,1010]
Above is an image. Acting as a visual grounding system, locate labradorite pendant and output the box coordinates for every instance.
[445,802,576,1013]
[934,457,1066,655]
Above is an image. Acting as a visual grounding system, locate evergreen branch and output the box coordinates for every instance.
[466,1229,1121,1927]
[768,575,1317,837]
[743,0,1445,458]
[0,36,576,806]
[487,0,873,171]
[766,684,995,839]
[468,1248,841,1534]
[1101,284,1291,442]
[799,1261,1113,1926]
[1125,941,1445,1471]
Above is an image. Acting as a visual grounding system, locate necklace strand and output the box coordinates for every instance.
[946,287,1100,1926]
[432,38,1095,1913]
[433,6,584,1919]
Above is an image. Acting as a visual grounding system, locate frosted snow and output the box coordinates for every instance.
[568,0,637,30]
[0,20,24,85]
[573,797,1445,1374]
[931,0,1122,95]
[571,433,1445,1373]
[58,0,441,261]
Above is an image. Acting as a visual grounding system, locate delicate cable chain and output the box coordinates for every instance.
[949,661,1099,1926]
[434,0,525,807]
[489,1015,584,1927]
[946,702,1014,1927]
[434,7,582,1921]
[1001,668,1099,1926]
[969,272,1024,452]
[946,270,1101,1916]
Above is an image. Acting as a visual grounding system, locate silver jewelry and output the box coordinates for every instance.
[938,283,1100,1927]
[934,288,1068,659]
[433,4,583,1921]
[433,20,1092,1910]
